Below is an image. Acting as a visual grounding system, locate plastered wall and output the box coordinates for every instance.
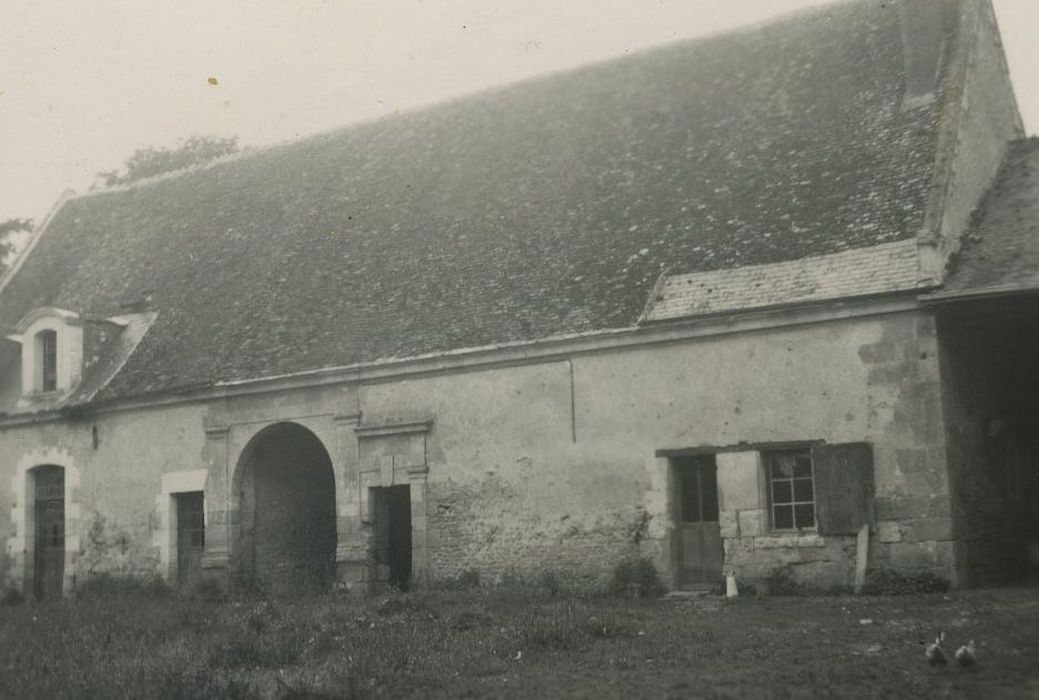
[0,309,956,594]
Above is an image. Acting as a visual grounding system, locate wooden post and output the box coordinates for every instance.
[854,524,870,594]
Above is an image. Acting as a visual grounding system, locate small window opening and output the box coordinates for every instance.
[765,449,816,531]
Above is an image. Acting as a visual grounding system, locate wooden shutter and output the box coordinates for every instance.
[811,442,875,535]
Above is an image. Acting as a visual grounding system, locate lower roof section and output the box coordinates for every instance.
[644,240,925,322]
[929,138,1039,303]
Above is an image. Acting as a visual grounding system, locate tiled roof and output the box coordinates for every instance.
[935,138,1039,298]
[0,0,957,401]
[645,240,924,321]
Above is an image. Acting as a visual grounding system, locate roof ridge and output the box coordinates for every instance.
[0,0,953,404]
[69,0,869,203]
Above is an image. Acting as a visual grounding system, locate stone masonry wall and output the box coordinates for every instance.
[702,313,951,589]
[0,308,962,594]
[357,309,955,591]
[863,314,955,578]
[0,403,207,591]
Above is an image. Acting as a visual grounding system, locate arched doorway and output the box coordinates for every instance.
[234,422,336,594]
[30,465,65,600]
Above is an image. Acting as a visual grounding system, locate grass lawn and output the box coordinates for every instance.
[0,585,1037,699]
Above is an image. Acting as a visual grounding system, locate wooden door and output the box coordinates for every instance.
[385,486,412,590]
[33,466,65,600]
[673,456,723,589]
[175,492,205,587]
[370,486,412,591]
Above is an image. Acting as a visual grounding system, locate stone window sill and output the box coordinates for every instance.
[755,532,825,548]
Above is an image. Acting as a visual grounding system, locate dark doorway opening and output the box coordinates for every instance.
[938,297,1039,585]
[371,485,412,590]
[32,465,65,600]
[235,422,337,595]
[175,491,205,588]
[672,455,723,590]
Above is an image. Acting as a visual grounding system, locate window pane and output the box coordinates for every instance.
[700,464,719,522]
[771,454,795,478]
[793,478,814,502]
[773,505,794,530]
[795,504,816,529]
[39,330,58,392]
[772,479,793,504]
[793,454,813,479]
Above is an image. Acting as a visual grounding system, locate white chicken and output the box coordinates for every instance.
[955,640,977,668]
[925,631,948,667]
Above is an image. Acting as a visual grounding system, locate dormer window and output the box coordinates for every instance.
[9,307,84,399]
[37,330,58,393]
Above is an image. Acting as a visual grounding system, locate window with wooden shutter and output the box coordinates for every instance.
[810,442,875,535]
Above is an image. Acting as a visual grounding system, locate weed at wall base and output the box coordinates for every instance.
[862,569,950,595]
[608,557,666,599]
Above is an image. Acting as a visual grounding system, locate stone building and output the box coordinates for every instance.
[1,0,1036,598]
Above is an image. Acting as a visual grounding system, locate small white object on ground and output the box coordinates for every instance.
[725,570,739,598]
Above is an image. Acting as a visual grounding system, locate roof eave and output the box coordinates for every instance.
[25,290,929,424]
[919,283,1039,305]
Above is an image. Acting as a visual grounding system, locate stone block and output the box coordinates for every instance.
[874,496,951,520]
[887,541,936,569]
[734,563,771,581]
[895,448,929,474]
[867,361,918,386]
[338,498,360,518]
[719,510,739,538]
[903,517,953,543]
[915,315,937,341]
[754,533,825,549]
[933,540,956,569]
[907,382,945,447]
[903,467,949,498]
[872,446,909,498]
[820,538,854,563]
[716,452,761,511]
[867,403,897,435]
[858,341,897,364]
[883,316,916,347]
[737,509,765,537]
[207,509,230,526]
[723,537,754,560]
[756,546,805,566]
[876,521,904,543]
[790,561,852,589]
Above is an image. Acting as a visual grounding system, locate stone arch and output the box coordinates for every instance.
[232,422,336,594]
[8,447,80,597]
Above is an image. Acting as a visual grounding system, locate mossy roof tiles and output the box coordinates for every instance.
[939,138,1039,297]
[0,0,955,401]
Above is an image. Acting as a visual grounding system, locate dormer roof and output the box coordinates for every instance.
[11,307,81,335]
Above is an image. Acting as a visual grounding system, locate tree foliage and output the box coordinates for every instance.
[0,218,33,273]
[97,135,239,187]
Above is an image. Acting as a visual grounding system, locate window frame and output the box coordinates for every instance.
[764,447,817,533]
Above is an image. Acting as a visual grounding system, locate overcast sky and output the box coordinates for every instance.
[1,0,1036,224]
